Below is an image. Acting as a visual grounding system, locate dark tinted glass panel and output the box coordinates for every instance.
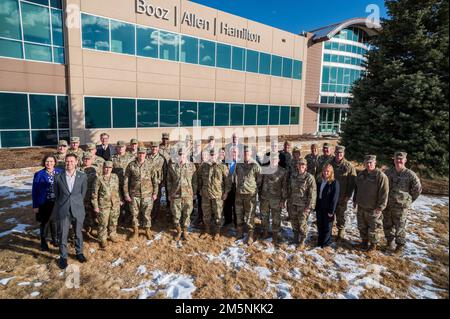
[214,103,229,126]
[32,130,58,146]
[136,26,158,58]
[293,60,302,80]
[180,35,198,64]
[0,93,28,129]
[30,94,56,129]
[81,14,109,51]
[84,97,111,129]
[0,0,21,40]
[27,0,48,5]
[280,106,290,125]
[1,131,30,147]
[53,47,64,63]
[57,96,69,129]
[232,46,245,71]
[244,104,257,126]
[290,107,300,125]
[257,105,269,126]
[51,9,64,46]
[230,104,244,126]
[159,100,179,127]
[137,99,158,127]
[198,102,214,127]
[282,58,293,78]
[180,101,198,127]
[259,52,271,75]
[271,55,282,77]
[111,20,135,55]
[245,49,258,73]
[24,43,52,62]
[269,106,280,125]
[59,129,70,141]
[21,2,51,44]
[0,38,23,59]
[113,99,135,128]
[199,39,215,66]
[50,0,62,9]
[159,31,179,61]
[216,43,231,69]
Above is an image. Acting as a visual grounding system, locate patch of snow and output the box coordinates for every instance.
[0,224,30,238]
[5,218,18,224]
[204,246,249,270]
[136,265,147,276]
[111,258,124,267]
[17,281,31,286]
[10,200,33,209]
[30,291,40,297]
[89,248,95,254]
[289,268,302,280]
[146,232,163,246]
[33,282,42,287]
[0,277,15,286]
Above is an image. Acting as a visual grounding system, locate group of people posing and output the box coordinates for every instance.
[31,132,422,270]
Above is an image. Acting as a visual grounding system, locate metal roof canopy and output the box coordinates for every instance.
[309,18,382,43]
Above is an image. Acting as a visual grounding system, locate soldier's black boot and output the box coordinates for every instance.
[360,240,369,251]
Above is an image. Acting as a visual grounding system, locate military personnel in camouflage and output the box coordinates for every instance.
[278,141,292,169]
[384,152,422,254]
[259,154,287,245]
[288,158,317,249]
[54,140,69,169]
[68,137,84,168]
[305,144,319,177]
[86,143,105,174]
[225,145,261,245]
[159,133,173,163]
[197,148,228,239]
[124,147,158,240]
[81,152,98,237]
[288,146,302,175]
[330,145,357,240]
[167,148,197,241]
[128,138,139,157]
[202,136,216,162]
[353,155,389,251]
[147,141,167,218]
[112,141,133,227]
[92,161,121,249]
[317,143,333,178]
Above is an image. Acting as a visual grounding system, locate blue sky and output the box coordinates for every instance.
[191,0,388,34]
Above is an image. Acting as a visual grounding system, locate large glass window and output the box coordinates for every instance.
[137,26,158,58]
[246,49,259,73]
[230,104,244,126]
[280,106,290,125]
[159,31,179,61]
[57,96,69,129]
[53,46,64,63]
[180,35,198,64]
[259,53,271,75]
[290,107,300,125]
[232,46,245,71]
[293,60,302,80]
[1,131,30,148]
[112,98,136,128]
[32,130,57,146]
[0,0,21,40]
[137,99,158,127]
[159,100,179,127]
[214,103,229,126]
[30,94,56,129]
[81,14,110,51]
[282,58,293,78]
[21,2,51,45]
[199,39,215,67]
[271,55,282,77]
[51,9,64,47]
[269,106,280,125]
[198,102,214,127]
[27,0,48,5]
[180,101,198,127]
[111,20,135,55]
[257,105,269,126]
[0,92,29,129]
[25,42,52,62]
[244,104,257,126]
[216,43,231,69]
[50,0,62,9]
[85,97,111,129]
[0,39,23,59]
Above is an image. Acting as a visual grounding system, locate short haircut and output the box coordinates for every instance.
[100,133,109,138]
[41,154,57,167]
[65,153,78,161]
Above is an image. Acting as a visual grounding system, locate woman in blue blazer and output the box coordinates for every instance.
[316,164,340,248]
[32,155,63,251]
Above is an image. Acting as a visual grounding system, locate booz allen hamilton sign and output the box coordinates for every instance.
[136,0,262,43]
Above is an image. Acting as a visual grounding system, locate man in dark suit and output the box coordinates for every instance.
[96,132,116,161]
[53,153,88,269]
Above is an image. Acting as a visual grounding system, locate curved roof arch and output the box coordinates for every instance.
[309,17,382,43]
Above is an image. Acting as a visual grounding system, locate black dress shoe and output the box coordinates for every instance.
[76,254,87,263]
[58,258,68,269]
[40,241,49,252]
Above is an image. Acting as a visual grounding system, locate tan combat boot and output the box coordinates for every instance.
[387,239,396,252]
[200,225,210,239]
[99,239,108,250]
[175,225,182,241]
[337,229,346,241]
[246,230,254,246]
[145,228,153,240]
[297,237,306,250]
[130,226,139,240]
[109,233,119,243]
[213,226,221,240]
[182,228,190,241]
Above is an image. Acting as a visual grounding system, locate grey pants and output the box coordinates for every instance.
[58,208,85,259]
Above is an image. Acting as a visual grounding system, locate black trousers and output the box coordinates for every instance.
[37,201,58,244]
[316,208,334,247]
[223,184,236,226]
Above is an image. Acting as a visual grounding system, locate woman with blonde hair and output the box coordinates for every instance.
[315,164,340,248]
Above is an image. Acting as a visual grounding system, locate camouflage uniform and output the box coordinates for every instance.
[384,165,422,246]
[305,153,319,177]
[91,173,121,242]
[197,160,228,231]
[166,161,197,229]
[288,165,317,242]
[92,155,105,175]
[124,158,159,229]
[330,156,357,232]
[112,151,133,226]
[54,152,67,169]
[354,165,389,245]
[147,148,167,216]
[81,165,98,231]
[229,159,261,231]
[259,166,288,234]
[278,150,292,170]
